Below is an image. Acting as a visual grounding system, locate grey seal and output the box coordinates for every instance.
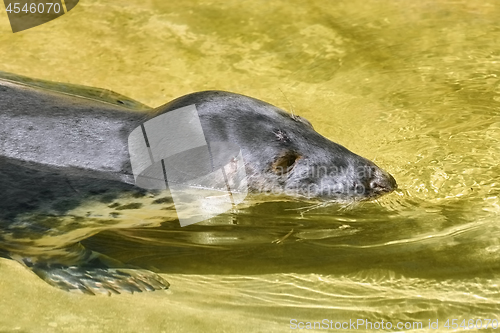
[0,73,396,294]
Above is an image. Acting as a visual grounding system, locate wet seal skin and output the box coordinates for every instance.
[0,74,396,295]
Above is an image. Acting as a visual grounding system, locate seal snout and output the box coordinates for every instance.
[369,169,397,195]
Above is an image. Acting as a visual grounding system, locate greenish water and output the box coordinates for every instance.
[1,0,500,332]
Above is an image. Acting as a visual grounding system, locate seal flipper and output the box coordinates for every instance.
[14,248,169,295]
[30,264,170,295]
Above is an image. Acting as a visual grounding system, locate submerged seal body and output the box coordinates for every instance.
[0,75,396,294]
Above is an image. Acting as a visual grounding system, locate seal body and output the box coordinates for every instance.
[0,75,396,294]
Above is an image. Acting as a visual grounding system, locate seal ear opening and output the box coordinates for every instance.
[272,151,301,175]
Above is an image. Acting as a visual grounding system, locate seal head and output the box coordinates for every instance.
[154,91,397,202]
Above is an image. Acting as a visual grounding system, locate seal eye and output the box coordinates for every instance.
[272,151,301,175]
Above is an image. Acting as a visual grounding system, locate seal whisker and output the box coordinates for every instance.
[272,228,294,245]
[338,200,361,211]
[278,87,298,120]
[285,202,333,218]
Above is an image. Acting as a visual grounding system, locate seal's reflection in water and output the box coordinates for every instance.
[83,195,495,281]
